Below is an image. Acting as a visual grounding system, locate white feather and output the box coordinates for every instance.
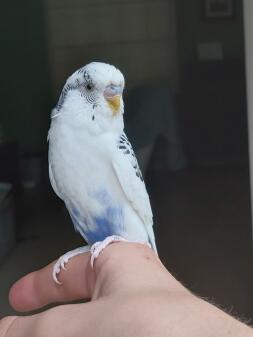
[111,143,157,252]
[48,62,157,252]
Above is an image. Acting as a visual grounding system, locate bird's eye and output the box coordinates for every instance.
[86,83,93,91]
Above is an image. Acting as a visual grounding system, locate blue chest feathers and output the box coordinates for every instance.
[67,190,125,244]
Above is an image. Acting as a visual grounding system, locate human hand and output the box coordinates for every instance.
[0,243,252,337]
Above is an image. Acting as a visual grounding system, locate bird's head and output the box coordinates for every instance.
[51,62,125,134]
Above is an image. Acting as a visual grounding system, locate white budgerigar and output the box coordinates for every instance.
[48,62,157,284]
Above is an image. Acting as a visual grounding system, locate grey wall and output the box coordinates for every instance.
[45,0,179,98]
[0,0,51,152]
[175,0,244,72]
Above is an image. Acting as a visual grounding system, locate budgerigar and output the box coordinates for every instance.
[48,62,157,284]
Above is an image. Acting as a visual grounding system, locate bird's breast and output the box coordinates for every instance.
[49,123,122,205]
[49,123,148,244]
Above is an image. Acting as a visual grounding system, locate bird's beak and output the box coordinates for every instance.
[104,85,123,115]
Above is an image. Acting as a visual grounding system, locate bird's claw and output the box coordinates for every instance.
[90,236,151,268]
[53,255,71,284]
[52,246,91,285]
[53,263,62,285]
[90,235,127,268]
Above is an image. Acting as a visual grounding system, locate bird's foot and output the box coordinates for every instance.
[53,245,90,285]
[90,235,150,268]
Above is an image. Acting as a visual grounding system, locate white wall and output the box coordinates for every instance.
[243,0,253,239]
[44,0,179,98]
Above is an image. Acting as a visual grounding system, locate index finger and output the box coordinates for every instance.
[9,252,95,312]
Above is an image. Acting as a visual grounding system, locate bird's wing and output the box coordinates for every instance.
[112,133,157,252]
[48,160,63,200]
[48,129,63,200]
[49,158,89,240]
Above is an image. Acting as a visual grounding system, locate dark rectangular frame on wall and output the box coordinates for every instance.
[204,0,234,19]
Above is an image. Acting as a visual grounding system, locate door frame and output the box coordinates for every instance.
[243,0,253,242]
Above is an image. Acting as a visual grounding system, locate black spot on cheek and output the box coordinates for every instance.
[92,115,95,121]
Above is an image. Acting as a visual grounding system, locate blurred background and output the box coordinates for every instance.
[0,0,252,321]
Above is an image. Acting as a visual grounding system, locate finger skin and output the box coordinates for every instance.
[8,243,164,312]
[1,243,252,337]
[2,291,251,337]
[9,243,176,312]
[0,303,100,337]
[92,242,185,299]
[0,317,17,337]
[9,243,177,312]
[9,252,94,312]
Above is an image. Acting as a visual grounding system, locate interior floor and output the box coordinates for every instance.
[0,164,252,321]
